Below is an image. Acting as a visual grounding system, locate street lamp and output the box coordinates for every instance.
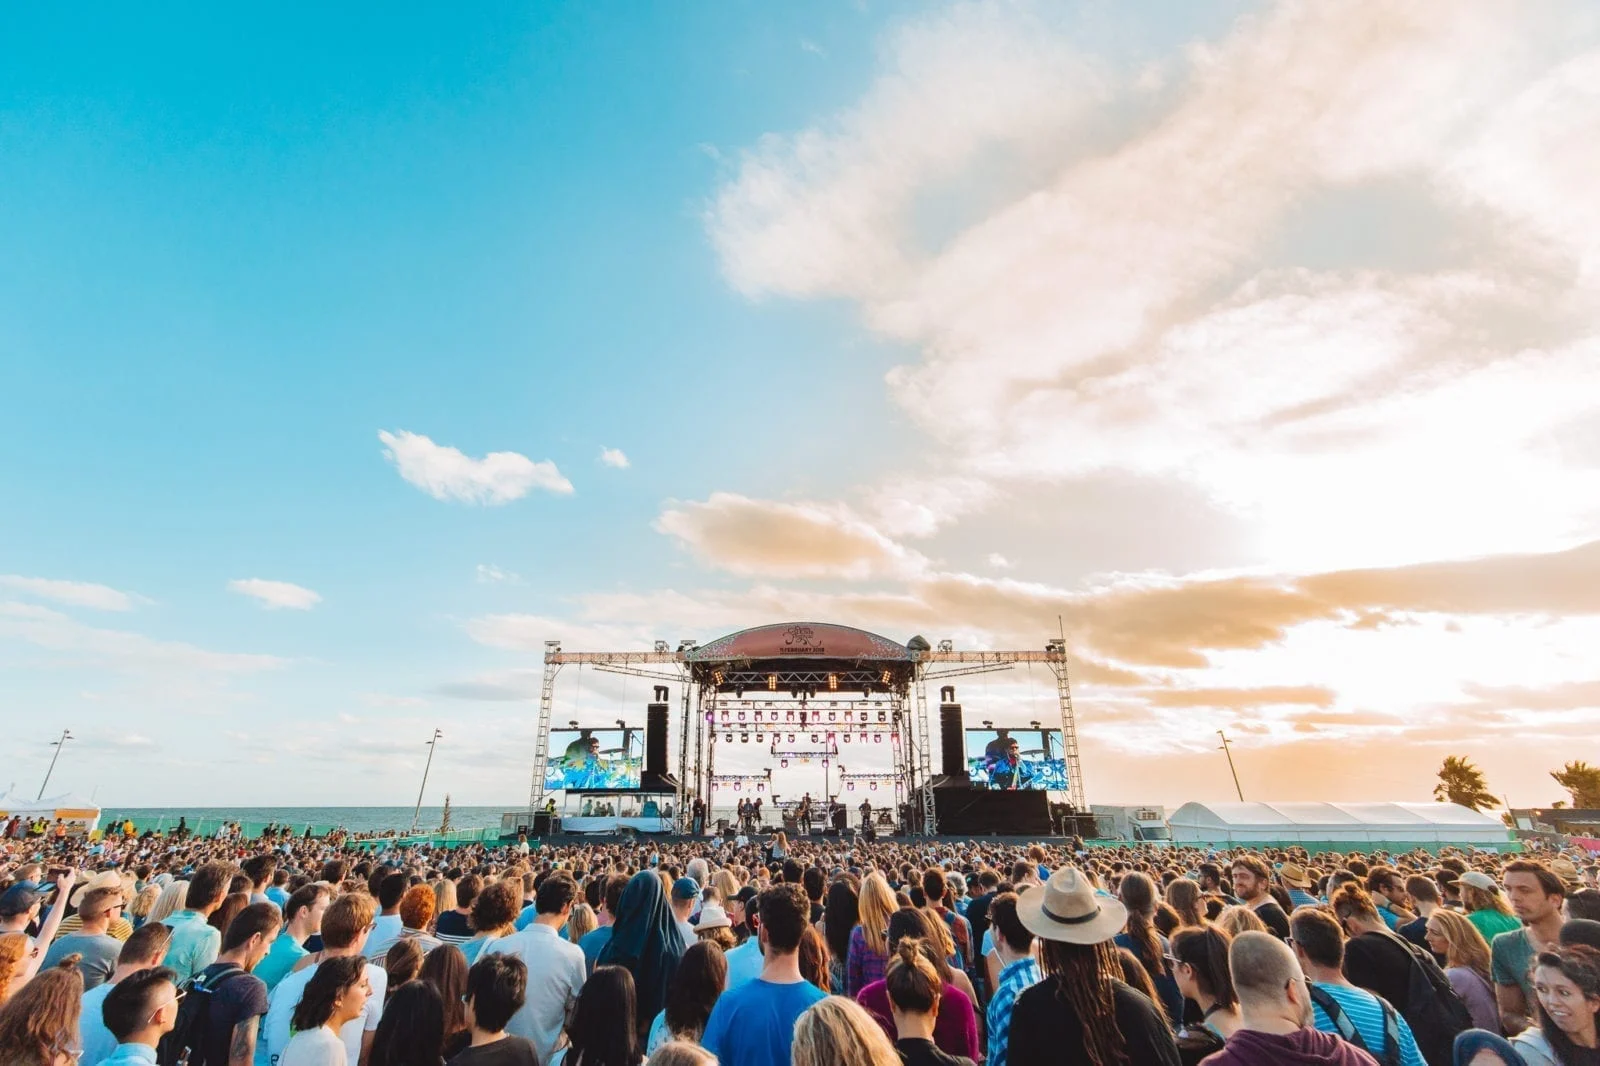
[411,730,443,833]
[37,729,73,801]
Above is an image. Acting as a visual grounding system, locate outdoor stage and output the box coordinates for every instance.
[507,622,1087,838]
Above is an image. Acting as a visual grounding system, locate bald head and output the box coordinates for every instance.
[1231,931,1305,1012]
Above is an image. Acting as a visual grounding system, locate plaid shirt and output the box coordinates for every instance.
[847,924,888,996]
[986,956,1041,1066]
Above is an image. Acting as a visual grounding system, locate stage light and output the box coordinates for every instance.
[781,759,788,768]
[787,733,795,744]
[828,711,837,722]
[713,670,725,685]
[846,782,854,791]
[874,734,882,743]
[810,733,819,744]
[827,674,837,691]
[767,674,777,691]
[785,710,794,722]
[870,781,878,790]
[741,733,749,743]
[843,734,851,743]
[881,670,892,684]
[878,711,887,723]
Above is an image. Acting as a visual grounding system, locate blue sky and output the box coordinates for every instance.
[6,1,1600,809]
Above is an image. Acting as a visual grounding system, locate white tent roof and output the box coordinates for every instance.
[0,793,100,816]
[1167,801,1507,844]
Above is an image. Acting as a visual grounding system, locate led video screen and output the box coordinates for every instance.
[544,728,643,790]
[965,728,1067,791]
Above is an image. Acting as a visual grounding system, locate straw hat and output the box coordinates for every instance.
[1016,867,1127,945]
[695,903,732,931]
[1278,863,1313,889]
[71,870,123,910]
[1551,857,1582,887]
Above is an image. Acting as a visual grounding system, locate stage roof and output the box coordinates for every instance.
[687,623,913,664]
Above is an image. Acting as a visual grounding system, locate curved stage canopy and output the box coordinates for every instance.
[687,622,915,663]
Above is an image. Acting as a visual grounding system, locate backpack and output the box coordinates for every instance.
[156,965,247,1066]
[1374,929,1473,1066]
[1308,983,1404,1066]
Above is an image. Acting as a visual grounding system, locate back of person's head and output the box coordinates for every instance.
[803,866,825,904]
[798,926,830,992]
[1405,875,1441,906]
[1329,883,1380,924]
[1562,919,1600,953]
[378,872,409,911]
[321,860,349,884]
[420,945,468,1037]
[471,880,521,933]
[569,965,638,1066]
[399,884,436,931]
[988,892,1032,955]
[286,883,331,926]
[1289,908,1345,969]
[885,937,941,1014]
[455,874,482,909]
[1171,925,1236,1007]
[1230,931,1302,1012]
[369,980,443,1066]
[792,995,900,1066]
[223,902,282,953]
[384,937,424,990]
[242,854,276,887]
[465,954,526,1034]
[664,942,726,1041]
[757,883,810,954]
[1567,889,1600,923]
[322,893,379,950]
[120,920,174,966]
[536,873,577,915]
[102,966,177,1041]
[292,954,368,1034]
[781,859,803,885]
[187,861,237,910]
[646,1042,716,1066]
[1215,905,1268,939]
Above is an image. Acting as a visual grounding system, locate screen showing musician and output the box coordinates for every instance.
[964,728,1068,791]
[544,728,643,790]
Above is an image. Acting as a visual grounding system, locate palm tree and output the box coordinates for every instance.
[1433,756,1498,811]
[1551,761,1600,809]
[438,793,453,833]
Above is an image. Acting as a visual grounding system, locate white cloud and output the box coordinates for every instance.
[598,447,630,470]
[799,38,826,57]
[0,576,137,612]
[228,579,322,611]
[475,564,521,585]
[378,429,573,504]
[986,553,1012,569]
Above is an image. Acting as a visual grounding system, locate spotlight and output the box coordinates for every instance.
[827,674,838,691]
[767,674,778,691]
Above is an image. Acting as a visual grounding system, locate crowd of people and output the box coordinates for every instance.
[2,827,1599,1066]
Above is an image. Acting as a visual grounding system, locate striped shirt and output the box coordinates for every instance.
[1310,981,1426,1066]
[986,956,1041,1066]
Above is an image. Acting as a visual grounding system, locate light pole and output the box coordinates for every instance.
[37,729,73,801]
[1217,730,1244,801]
[411,729,443,833]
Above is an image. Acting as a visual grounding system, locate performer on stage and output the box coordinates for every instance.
[859,796,873,827]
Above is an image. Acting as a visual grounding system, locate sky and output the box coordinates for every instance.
[5,0,1600,811]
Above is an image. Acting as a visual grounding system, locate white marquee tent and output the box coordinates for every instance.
[1166,801,1508,846]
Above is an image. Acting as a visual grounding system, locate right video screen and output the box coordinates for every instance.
[965,728,1068,791]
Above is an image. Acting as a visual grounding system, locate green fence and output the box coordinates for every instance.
[98,815,505,848]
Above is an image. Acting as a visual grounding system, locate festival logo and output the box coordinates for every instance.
[783,625,822,652]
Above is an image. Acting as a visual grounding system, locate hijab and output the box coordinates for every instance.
[597,870,684,1035]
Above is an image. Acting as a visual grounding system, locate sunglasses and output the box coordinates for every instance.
[148,989,186,1024]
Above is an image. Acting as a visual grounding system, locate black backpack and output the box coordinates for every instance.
[156,965,247,1066]
[1375,929,1473,1066]
[1308,983,1404,1066]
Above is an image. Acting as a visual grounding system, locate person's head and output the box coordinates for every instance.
[646,1043,716,1066]
[1288,908,1345,974]
[455,874,482,911]
[470,880,521,935]
[321,892,379,952]
[0,933,27,1004]
[536,873,578,919]
[0,962,85,1064]
[102,966,180,1044]
[209,892,250,935]
[147,881,189,925]
[791,996,901,1066]
[988,891,1033,960]
[569,965,639,1066]
[1230,856,1272,902]
[798,926,830,992]
[1534,945,1600,1052]
[398,884,436,932]
[241,855,277,891]
[1505,860,1567,923]
[1459,872,1513,917]
[369,980,443,1066]
[1424,907,1492,977]
[1365,866,1409,910]
[77,886,124,929]
[885,937,941,1019]
[117,921,174,971]
[1197,862,1225,893]
[464,953,526,1034]
[919,869,949,909]
[1165,878,1204,927]
[1215,904,1268,939]
[567,903,597,943]
[756,883,810,955]
[293,954,372,1033]
[186,861,236,912]
[823,880,859,963]
[377,872,409,913]
[419,945,469,1037]
[603,874,630,921]
[1230,930,1311,1027]
[857,872,896,954]
[222,902,282,970]
[670,877,698,919]
[664,941,726,1042]
[284,883,332,935]
[1171,925,1236,1010]
[384,937,424,991]
[1566,889,1600,924]
[1405,875,1441,910]
[1328,883,1383,936]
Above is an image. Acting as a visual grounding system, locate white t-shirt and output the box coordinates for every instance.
[260,959,387,1066]
[279,1027,347,1066]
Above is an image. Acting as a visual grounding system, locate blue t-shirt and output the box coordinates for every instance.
[723,937,765,990]
[577,926,613,973]
[701,978,826,1066]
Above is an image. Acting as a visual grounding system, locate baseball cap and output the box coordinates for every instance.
[671,877,699,901]
[1460,871,1498,892]
[733,885,759,907]
[0,883,43,917]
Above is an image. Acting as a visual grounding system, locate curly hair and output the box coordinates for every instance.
[399,884,436,931]
[1038,938,1129,1066]
[0,934,28,1005]
[0,961,84,1066]
[470,880,521,934]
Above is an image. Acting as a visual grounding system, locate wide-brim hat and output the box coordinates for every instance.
[71,870,123,910]
[696,903,732,931]
[1016,866,1127,945]
[1279,863,1312,889]
[1551,858,1582,886]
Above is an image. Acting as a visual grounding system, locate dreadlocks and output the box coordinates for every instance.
[1037,938,1129,1066]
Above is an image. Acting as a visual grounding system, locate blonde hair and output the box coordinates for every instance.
[128,885,160,921]
[646,1042,717,1066]
[1461,883,1514,918]
[712,870,740,902]
[0,933,28,1005]
[791,996,901,1066]
[858,873,896,956]
[1428,907,1492,982]
[1216,905,1268,939]
[918,908,954,960]
[147,881,189,925]
[567,903,597,944]
[433,878,457,916]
